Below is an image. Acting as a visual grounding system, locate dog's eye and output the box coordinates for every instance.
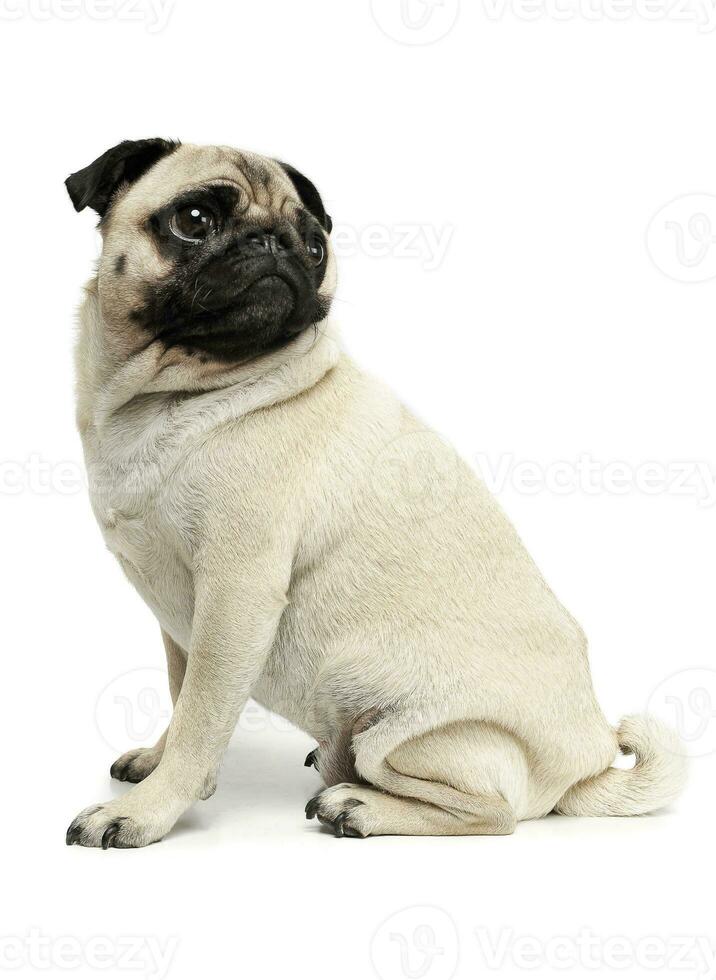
[306,237,325,266]
[169,204,217,243]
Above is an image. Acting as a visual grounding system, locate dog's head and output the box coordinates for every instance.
[66,139,335,364]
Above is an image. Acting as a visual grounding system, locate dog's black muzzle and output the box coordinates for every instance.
[147,224,328,361]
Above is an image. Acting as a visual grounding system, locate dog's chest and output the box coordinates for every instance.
[84,421,197,650]
[97,491,194,648]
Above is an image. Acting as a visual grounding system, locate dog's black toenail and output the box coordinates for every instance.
[66,806,103,845]
[101,822,121,850]
[305,796,321,820]
[304,749,319,770]
[334,813,347,837]
[65,824,82,846]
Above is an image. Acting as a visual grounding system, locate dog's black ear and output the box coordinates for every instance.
[65,138,180,217]
[277,160,332,234]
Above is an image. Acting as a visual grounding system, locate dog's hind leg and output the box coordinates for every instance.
[306,782,515,837]
[305,717,525,837]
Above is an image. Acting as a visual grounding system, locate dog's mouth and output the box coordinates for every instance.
[157,271,297,340]
[142,252,328,361]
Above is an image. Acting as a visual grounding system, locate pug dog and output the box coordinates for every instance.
[65,139,686,848]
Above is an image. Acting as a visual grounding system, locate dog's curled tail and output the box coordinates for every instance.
[554,715,688,817]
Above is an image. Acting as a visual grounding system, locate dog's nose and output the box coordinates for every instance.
[245,230,289,255]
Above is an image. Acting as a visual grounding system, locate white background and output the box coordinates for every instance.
[1,1,715,978]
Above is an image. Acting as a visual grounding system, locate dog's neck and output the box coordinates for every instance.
[75,277,342,441]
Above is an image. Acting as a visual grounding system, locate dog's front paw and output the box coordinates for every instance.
[66,787,182,849]
[66,804,152,849]
[110,746,162,784]
[305,783,370,838]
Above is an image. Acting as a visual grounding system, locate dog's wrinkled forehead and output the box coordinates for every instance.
[107,144,303,229]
